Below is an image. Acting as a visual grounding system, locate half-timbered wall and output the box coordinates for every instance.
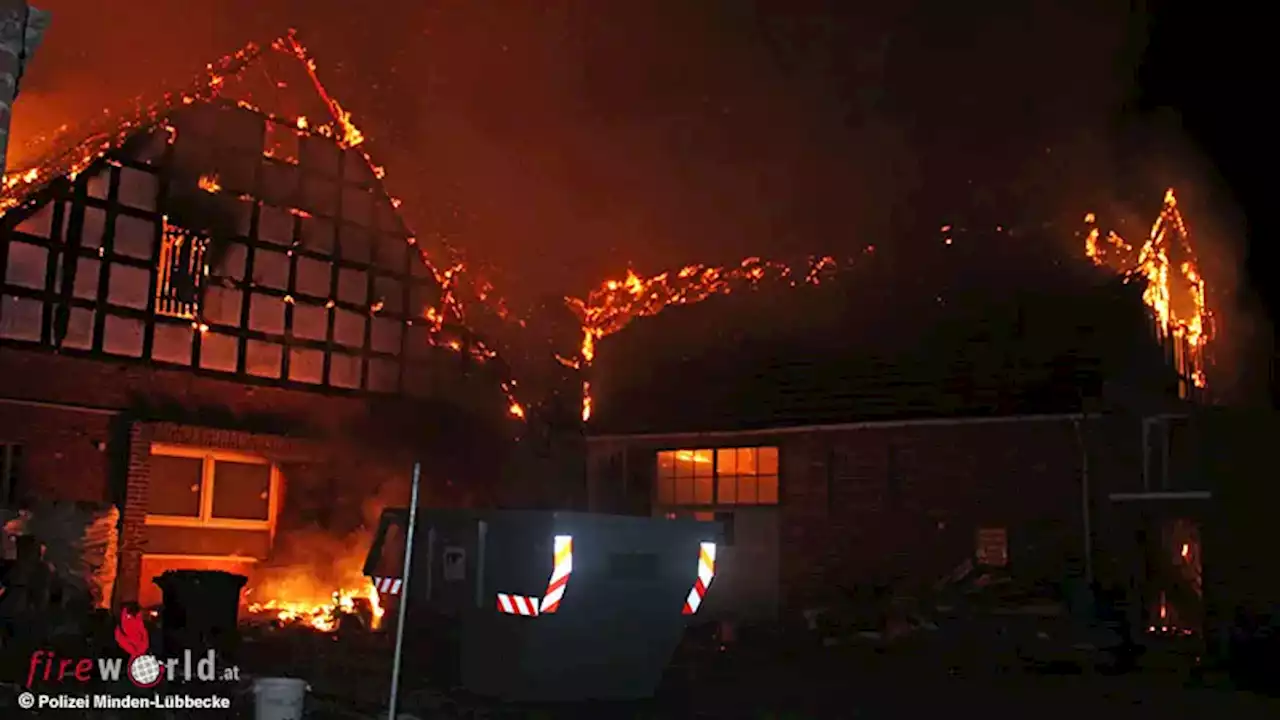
[0,100,446,397]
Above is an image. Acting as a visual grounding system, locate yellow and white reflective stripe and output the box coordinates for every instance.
[682,542,717,615]
[496,534,575,617]
[539,535,574,613]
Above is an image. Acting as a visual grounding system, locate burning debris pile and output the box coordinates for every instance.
[241,528,384,634]
[240,476,407,633]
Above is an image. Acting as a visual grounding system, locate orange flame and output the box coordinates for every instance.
[565,256,839,420]
[0,31,530,423]
[246,583,384,633]
[197,174,221,193]
[1084,189,1211,391]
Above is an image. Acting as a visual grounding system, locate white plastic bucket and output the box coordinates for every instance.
[253,677,308,720]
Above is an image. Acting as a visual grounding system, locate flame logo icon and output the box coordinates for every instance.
[114,608,161,688]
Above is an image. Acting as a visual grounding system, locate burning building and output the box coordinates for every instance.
[579,194,1227,630]
[0,32,513,624]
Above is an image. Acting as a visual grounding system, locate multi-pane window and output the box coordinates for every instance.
[146,445,276,529]
[655,446,780,507]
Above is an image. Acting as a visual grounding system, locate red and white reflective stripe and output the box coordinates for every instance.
[371,576,403,595]
[539,535,573,614]
[682,542,717,615]
[497,593,540,616]
[496,534,574,617]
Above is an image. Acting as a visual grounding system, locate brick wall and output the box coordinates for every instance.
[0,346,502,607]
[588,413,1145,618]
[0,401,116,503]
[779,415,1142,612]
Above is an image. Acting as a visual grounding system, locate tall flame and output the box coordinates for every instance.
[1084,189,1211,391]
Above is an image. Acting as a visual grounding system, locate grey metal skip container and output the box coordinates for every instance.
[363,508,721,702]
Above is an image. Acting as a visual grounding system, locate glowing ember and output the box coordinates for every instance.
[197,174,221,193]
[1084,189,1211,391]
[565,256,839,420]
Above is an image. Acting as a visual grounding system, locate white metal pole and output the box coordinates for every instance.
[387,462,421,720]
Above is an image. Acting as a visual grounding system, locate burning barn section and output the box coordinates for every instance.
[580,234,1277,664]
[0,33,513,638]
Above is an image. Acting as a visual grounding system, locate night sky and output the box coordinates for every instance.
[15,2,1167,296]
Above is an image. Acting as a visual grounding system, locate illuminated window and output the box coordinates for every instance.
[155,224,208,320]
[656,449,714,506]
[146,445,277,530]
[656,446,779,507]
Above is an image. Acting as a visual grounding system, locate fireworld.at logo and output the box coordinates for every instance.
[26,608,241,688]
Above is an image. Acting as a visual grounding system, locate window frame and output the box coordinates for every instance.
[154,223,210,321]
[145,443,280,536]
[655,446,780,508]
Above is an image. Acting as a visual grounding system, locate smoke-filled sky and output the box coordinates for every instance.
[14,1,1159,304]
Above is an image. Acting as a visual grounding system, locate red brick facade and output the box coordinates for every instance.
[588,413,1147,617]
[778,417,1115,610]
[0,346,493,607]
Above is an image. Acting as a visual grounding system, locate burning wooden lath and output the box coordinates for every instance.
[155,222,209,321]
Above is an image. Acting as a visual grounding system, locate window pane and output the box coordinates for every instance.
[758,475,779,505]
[657,451,675,479]
[718,475,738,504]
[674,451,697,478]
[694,475,713,504]
[656,475,675,505]
[738,475,758,504]
[149,455,203,517]
[693,449,714,478]
[716,448,737,475]
[211,460,271,521]
[675,477,695,505]
[736,447,757,475]
[758,446,779,475]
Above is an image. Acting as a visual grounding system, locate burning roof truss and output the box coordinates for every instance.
[0,30,523,414]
